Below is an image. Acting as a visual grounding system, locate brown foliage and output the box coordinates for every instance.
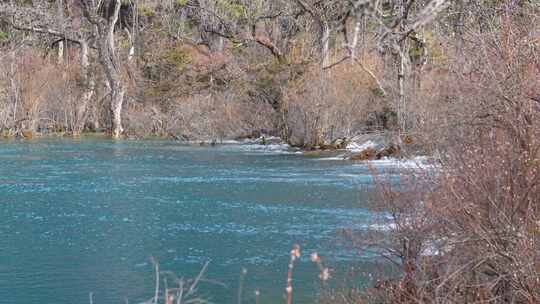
[334,2,540,303]
[0,48,88,134]
[282,53,387,148]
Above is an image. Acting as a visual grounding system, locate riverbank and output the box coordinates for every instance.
[0,132,428,164]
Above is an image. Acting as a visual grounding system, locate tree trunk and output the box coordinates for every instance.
[107,0,124,138]
[320,22,330,68]
[351,14,363,61]
[73,40,95,135]
[397,0,408,134]
[398,50,406,132]
[56,0,65,64]
[9,49,18,130]
[110,84,125,138]
[87,0,125,138]
[454,0,465,69]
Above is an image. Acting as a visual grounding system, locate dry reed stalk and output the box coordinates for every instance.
[285,244,300,304]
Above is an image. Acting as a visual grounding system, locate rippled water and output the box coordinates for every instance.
[0,139,394,304]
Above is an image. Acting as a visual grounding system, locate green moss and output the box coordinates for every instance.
[175,0,189,6]
[216,0,246,20]
[409,42,424,62]
[119,37,130,50]
[163,46,192,70]
[381,1,396,24]
[0,31,9,43]
[371,87,386,97]
[137,4,154,17]
[1,129,11,138]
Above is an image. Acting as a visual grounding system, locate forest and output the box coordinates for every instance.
[1,0,539,303]
[0,0,534,148]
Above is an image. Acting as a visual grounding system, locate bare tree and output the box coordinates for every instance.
[80,0,125,138]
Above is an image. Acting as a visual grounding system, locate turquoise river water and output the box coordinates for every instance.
[0,139,400,304]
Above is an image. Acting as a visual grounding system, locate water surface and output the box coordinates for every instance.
[0,139,390,303]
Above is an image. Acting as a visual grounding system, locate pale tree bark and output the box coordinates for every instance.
[321,23,331,68]
[57,0,65,64]
[125,0,138,64]
[74,40,95,135]
[4,1,18,131]
[81,0,125,138]
[9,49,18,130]
[350,13,363,62]
[453,0,466,69]
[397,0,408,134]
[124,28,135,63]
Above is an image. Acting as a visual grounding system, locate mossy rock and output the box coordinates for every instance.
[303,151,324,157]
[319,144,335,150]
[0,30,9,43]
[349,148,377,161]
[175,0,189,6]
[67,131,82,138]
[403,135,413,145]
[163,45,192,70]
[320,140,347,150]
[137,4,155,17]
[377,145,401,159]
[1,129,11,138]
[22,130,34,139]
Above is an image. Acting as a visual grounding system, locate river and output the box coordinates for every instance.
[0,138,402,303]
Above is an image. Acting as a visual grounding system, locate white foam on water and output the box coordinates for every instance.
[183,136,295,154]
[346,140,377,152]
[360,222,397,231]
[219,142,295,154]
[315,155,347,161]
[216,139,243,144]
[357,156,438,170]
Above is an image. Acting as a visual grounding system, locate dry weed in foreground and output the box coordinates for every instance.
[285,244,301,304]
[90,257,214,304]
[310,252,331,286]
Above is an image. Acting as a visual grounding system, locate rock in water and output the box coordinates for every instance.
[22,130,33,139]
[349,147,378,161]
[332,138,348,149]
[346,133,401,160]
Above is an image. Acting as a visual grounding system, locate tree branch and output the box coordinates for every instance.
[9,22,82,44]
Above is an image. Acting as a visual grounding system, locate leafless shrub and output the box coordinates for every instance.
[283,53,387,148]
[331,2,540,303]
[124,91,275,140]
[0,48,90,135]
